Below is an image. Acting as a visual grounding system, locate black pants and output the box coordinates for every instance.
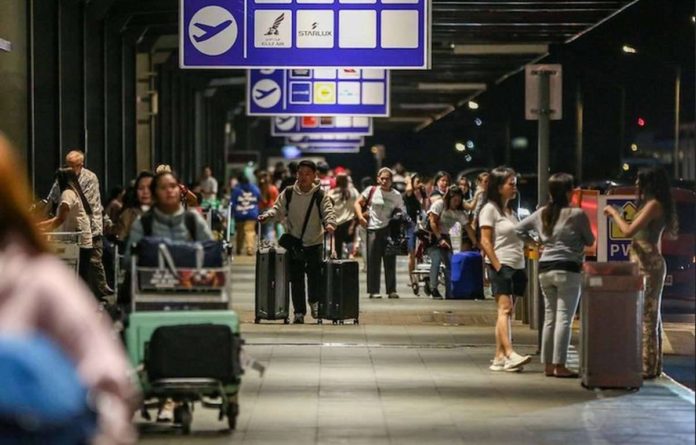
[89,236,111,296]
[333,220,353,259]
[367,227,396,294]
[78,248,93,290]
[289,244,323,316]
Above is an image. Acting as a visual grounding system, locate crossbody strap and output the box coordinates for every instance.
[299,191,319,244]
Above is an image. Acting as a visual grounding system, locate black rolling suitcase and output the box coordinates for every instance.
[318,235,360,325]
[254,228,290,324]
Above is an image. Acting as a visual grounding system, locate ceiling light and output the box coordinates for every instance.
[455,142,466,152]
[622,163,630,171]
[630,143,638,152]
[622,45,637,54]
[466,140,475,149]
[417,83,487,92]
[474,118,483,126]
[468,101,479,110]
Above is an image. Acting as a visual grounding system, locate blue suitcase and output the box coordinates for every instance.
[450,251,484,299]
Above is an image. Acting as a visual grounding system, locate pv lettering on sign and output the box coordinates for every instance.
[271,115,373,136]
[248,68,389,116]
[180,0,430,69]
[597,195,640,262]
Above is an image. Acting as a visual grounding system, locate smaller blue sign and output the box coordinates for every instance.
[297,144,361,154]
[271,116,372,136]
[248,69,389,117]
[286,135,364,146]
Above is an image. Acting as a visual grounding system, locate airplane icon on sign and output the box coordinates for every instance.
[193,20,234,43]
[254,87,278,101]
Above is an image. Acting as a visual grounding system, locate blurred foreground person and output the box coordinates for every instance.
[0,134,139,444]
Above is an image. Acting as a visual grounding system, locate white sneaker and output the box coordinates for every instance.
[504,352,531,370]
[489,358,506,371]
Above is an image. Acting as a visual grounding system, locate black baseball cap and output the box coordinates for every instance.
[297,160,317,171]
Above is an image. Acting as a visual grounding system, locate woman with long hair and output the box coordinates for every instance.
[329,172,359,258]
[0,134,138,443]
[403,173,429,292]
[38,168,94,285]
[603,166,678,379]
[112,171,154,244]
[426,185,478,299]
[516,173,595,378]
[478,167,530,372]
[429,171,452,203]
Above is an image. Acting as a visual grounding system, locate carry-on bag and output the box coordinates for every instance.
[318,234,360,324]
[254,223,290,324]
[450,251,484,299]
[146,323,242,384]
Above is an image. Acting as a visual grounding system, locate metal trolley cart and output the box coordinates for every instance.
[44,231,82,274]
[125,240,242,434]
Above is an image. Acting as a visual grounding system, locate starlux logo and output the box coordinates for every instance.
[298,21,332,37]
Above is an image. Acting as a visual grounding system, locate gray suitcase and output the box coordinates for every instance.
[254,245,290,324]
[580,262,644,390]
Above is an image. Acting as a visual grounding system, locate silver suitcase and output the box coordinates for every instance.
[254,246,290,324]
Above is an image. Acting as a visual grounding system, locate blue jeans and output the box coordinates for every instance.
[538,270,582,365]
[428,246,451,297]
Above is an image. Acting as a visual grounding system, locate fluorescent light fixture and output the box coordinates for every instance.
[208,77,246,87]
[467,101,479,110]
[399,103,454,111]
[387,117,433,123]
[622,45,637,54]
[452,44,548,55]
[417,82,487,92]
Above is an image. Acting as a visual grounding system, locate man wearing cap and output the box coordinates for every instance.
[259,160,336,324]
[317,161,335,192]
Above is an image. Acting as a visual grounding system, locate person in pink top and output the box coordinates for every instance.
[0,133,140,444]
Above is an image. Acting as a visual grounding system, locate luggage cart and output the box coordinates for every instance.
[44,231,82,275]
[410,234,446,297]
[126,241,242,434]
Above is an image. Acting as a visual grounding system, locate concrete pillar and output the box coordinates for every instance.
[0,1,27,159]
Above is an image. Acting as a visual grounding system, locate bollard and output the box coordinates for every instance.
[524,246,543,351]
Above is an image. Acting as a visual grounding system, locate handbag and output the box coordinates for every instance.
[278,190,319,261]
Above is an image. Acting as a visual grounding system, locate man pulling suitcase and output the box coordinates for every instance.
[258,160,336,324]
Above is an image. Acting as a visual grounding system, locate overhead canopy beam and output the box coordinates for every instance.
[452,43,549,55]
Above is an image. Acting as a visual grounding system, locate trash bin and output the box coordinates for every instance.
[580,262,644,390]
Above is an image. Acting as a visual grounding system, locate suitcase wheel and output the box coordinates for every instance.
[284,318,290,325]
[332,320,338,325]
[174,403,192,435]
[254,317,260,324]
[339,320,345,325]
[411,282,420,296]
[354,319,359,325]
[317,319,323,325]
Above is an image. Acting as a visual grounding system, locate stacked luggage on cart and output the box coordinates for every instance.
[124,236,243,434]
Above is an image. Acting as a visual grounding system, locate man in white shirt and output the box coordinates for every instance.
[199,166,218,201]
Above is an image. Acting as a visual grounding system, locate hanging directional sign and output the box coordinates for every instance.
[286,135,364,146]
[180,0,430,69]
[271,116,372,136]
[248,68,389,116]
[296,143,361,154]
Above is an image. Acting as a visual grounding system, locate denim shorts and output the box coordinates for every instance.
[406,224,417,253]
[487,265,527,297]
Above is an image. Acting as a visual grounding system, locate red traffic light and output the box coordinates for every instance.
[637,117,646,127]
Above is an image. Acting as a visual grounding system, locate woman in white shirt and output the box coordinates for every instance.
[426,186,478,299]
[478,167,531,372]
[329,172,359,259]
[355,167,405,299]
[38,168,93,286]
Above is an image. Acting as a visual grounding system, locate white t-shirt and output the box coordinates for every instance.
[362,186,404,230]
[329,186,359,226]
[427,200,469,234]
[57,189,93,248]
[479,202,524,269]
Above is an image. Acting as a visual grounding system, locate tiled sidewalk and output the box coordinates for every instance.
[138,256,695,444]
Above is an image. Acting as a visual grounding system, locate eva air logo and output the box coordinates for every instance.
[255,10,291,48]
[265,13,284,36]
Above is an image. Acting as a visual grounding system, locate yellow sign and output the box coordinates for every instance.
[609,201,637,239]
[313,82,336,104]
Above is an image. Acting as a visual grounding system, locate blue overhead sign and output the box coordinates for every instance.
[248,69,389,116]
[297,143,361,154]
[180,0,430,69]
[271,116,372,136]
[286,135,364,145]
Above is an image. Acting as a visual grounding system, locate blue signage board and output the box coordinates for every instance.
[598,195,638,261]
[248,68,389,116]
[296,143,361,154]
[286,134,364,145]
[180,0,430,69]
[271,115,372,136]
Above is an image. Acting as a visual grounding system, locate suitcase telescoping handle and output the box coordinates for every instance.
[323,232,337,261]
